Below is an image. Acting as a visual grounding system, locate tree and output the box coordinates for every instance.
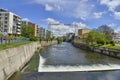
[21,25,34,38]
[86,31,106,45]
[57,37,63,44]
[96,25,114,41]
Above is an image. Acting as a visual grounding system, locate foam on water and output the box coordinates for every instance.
[38,55,120,72]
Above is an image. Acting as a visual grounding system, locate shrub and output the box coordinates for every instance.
[110,40,115,46]
[29,36,38,41]
[97,40,105,45]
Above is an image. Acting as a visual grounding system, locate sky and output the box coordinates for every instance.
[1,0,120,36]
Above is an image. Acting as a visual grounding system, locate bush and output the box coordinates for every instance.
[97,40,105,45]
[57,37,63,44]
[110,40,115,46]
[106,40,109,44]
[29,36,38,41]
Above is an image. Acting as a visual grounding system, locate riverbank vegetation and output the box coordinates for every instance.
[57,37,63,44]
[85,25,120,50]
[0,41,32,50]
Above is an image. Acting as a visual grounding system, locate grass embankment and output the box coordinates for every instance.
[0,41,32,50]
[91,44,120,50]
[102,44,120,50]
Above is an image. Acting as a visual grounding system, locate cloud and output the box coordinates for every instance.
[46,18,87,36]
[108,23,116,27]
[93,12,105,19]
[113,11,120,20]
[32,0,94,20]
[22,18,30,21]
[72,22,88,29]
[45,4,53,11]
[99,0,120,11]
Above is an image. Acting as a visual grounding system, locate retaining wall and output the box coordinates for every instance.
[73,42,120,58]
[0,41,57,80]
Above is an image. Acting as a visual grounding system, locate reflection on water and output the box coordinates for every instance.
[39,42,120,66]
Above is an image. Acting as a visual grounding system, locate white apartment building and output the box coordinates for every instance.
[112,33,120,42]
[0,9,21,35]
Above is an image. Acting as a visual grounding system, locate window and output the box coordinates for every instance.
[4,21,7,24]
[4,29,7,32]
[4,25,7,28]
[5,14,8,16]
[5,17,7,20]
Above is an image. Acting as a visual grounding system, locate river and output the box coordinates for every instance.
[16,42,120,80]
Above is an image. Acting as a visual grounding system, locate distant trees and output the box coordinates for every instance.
[96,25,114,41]
[57,37,63,44]
[21,25,34,38]
[86,31,106,45]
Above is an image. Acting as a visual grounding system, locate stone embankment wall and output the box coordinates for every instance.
[0,41,57,80]
[73,42,120,58]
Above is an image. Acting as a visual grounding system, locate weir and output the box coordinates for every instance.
[38,55,120,72]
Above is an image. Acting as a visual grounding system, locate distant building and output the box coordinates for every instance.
[0,9,21,35]
[22,21,39,37]
[45,30,53,39]
[39,27,46,38]
[66,33,75,40]
[112,33,120,42]
[78,29,91,39]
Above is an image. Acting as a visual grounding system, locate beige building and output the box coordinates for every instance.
[0,9,21,35]
[78,29,91,39]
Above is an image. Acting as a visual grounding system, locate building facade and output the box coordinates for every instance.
[45,30,53,39]
[22,21,40,37]
[112,33,120,42]
[78,29,91,39]
[0,9,21,35]
[39,27,46,38]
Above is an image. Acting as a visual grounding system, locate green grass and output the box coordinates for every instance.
[0,41,32,50]
[102,44,120,50]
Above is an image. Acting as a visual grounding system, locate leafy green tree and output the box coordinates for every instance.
[86,31,106,45]
[21,25,34,38]
[57,37,63,44]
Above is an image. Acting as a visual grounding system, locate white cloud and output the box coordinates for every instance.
[46,18,87,36]
[72,22,87,29]
[32,0,94,20]
[115,27,120,33]
[93,12,105,18]
[22,18,30,21]
[100,0,120,11]
[108,23,116,27]
[113,11,120,20]
[47,18,59,24]
[45,4,53,11]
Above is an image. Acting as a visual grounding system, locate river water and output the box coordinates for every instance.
[21,42,120,80]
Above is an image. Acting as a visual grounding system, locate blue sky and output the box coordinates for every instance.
[1,0,120,36]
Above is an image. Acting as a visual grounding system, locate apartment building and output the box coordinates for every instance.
[22,21,40,37]
[112,33,120,42]
[0,9,21,35]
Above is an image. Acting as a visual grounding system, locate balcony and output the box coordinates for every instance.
[17,29,21,32]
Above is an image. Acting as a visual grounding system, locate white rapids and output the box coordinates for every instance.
[38,55,120,72]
